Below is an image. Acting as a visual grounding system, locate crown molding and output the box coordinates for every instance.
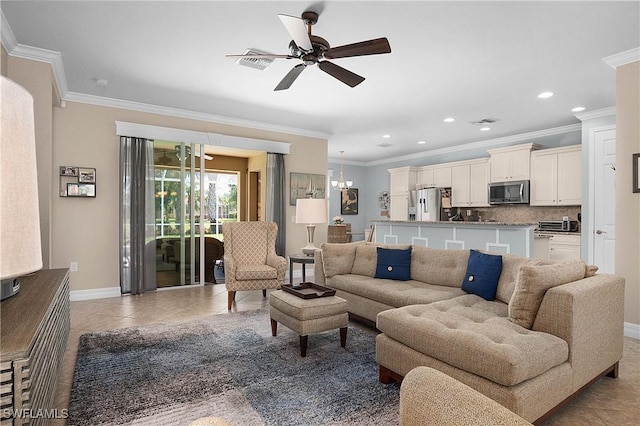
[1,11,68,103]
[67,92,332,140]
[603,47,640,69]
[365,123,582,167]
[1,11,18,52]
[574,106,616,122]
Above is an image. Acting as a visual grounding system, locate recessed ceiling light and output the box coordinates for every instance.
[382,134,392,139]
[417,140,426,145]
[571,106,586,112]
[480,127,491,132]
[537,91,554,99]
[443,117,455,123]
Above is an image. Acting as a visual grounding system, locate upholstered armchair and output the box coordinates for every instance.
[222,221,287,310]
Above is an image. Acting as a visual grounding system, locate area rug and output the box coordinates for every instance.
[68,308,400,425]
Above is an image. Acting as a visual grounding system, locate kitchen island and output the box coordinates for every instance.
[372,220,537,258]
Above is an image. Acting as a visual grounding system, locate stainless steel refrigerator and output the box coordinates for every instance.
[414,188,441,222]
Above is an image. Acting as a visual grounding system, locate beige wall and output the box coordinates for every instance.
[50,102,327,292]
[615,60,640,326]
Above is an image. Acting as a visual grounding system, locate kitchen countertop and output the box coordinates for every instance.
[372,220,537,227]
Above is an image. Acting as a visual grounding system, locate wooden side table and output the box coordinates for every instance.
[288,253,314,284]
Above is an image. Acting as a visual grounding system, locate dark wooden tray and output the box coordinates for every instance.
[281,282,337,299]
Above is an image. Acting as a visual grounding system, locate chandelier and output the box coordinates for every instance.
[331,150,353,190]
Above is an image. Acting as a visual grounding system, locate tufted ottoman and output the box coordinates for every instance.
[269,289,348,357]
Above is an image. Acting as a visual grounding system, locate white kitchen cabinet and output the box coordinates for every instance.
[389,166,417,194]
[548,234,581,260]
[389,193,409,221]
[530,146,582,206]
[451,159,489,207]
[533,234,551,259]
[388,166,418,221]
[417,165,452,188]
[488,143,542,183]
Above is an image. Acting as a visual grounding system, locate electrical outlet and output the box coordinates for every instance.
[70,262,78,272]
[291,215,297,223]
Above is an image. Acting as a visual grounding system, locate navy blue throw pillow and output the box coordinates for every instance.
[461,249,503,301]
[375,247,412,281]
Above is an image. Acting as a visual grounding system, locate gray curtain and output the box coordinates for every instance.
[119,136,156,294]
[266,153,286,256]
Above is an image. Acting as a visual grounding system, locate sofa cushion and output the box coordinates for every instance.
[351,243,411,277]
[495,254,534,303]
[375,247,412,281]
[320,243,357,277]
[461,249,503,301]
[508,259,586,329]
[410,246,469,288]
[377,296,569,386]
[326,274,466,308]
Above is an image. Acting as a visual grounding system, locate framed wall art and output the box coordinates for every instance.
[78,168,96,183]
[60,165,97,197]
[290,172,326,206]
[341,188,358,215]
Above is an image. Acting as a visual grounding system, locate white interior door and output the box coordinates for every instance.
[590,126,616,273]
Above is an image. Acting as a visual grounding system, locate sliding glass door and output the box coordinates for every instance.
[153,142,238,287]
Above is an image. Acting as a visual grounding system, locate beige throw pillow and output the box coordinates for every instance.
[508,259,586,329]
[320,243,356,277]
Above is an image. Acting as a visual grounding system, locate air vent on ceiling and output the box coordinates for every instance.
[235,49,274,70]
[377,143,393,148]
[470,118,500,126]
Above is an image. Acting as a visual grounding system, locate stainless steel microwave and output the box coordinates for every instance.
[488,180,530,205]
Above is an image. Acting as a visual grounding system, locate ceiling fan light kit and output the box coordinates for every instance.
[227,10,391,91]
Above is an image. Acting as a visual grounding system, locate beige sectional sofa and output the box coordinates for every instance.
[313,242,625,424]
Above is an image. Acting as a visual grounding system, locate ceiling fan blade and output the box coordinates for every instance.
[278,14,313,52]
[274,64,306,91]
[318,61,365,88]
[225,54,295,59]
[324,37,391,59]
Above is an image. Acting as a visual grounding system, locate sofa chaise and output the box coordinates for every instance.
[313,242,625,423]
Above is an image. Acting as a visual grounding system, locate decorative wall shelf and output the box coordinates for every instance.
[59,166,96,197]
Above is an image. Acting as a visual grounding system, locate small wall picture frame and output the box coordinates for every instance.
[78,168,96,183]
[341,188,358,215]
[67,183,96,198]
[60,166,78,177]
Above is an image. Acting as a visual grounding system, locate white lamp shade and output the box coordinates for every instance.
[295,198,327,224]
[1,76,43,280]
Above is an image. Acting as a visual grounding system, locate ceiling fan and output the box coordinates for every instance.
[174,145,213,161]
[226,10,391,91]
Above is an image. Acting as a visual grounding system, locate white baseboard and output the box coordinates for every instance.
[70,286,121,301]
[624,322,640,340]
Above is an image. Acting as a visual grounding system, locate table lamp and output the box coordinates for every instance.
[295,198,327,256]
[1,76,43,300]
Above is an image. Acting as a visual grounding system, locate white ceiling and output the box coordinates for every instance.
[2,1,638,163]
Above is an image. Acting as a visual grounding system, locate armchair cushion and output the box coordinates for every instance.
[236,264,278,281]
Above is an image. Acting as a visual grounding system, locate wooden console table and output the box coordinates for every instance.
[0,269,70,425]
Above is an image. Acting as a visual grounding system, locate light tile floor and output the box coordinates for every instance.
[55,284,640,425]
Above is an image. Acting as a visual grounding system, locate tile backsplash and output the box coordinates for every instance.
[471,205,581,225]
